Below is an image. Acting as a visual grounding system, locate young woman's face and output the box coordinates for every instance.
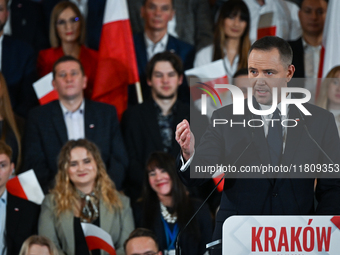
[223,13,247,39]
[67,147,97,191]
[327,71,340,109]
[56,7,81,44]
[148,167,172,199]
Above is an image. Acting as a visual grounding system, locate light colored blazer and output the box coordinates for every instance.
[38,193,134,255]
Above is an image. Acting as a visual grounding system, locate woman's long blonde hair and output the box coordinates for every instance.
[51,139,122,216]
[213,0,251,70]
[316,66,340,110]
[49,1,86,47]
[0,72,21,171]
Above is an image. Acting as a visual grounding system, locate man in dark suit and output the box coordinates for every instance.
[128,0,213,51]
[42,0,106,50]
[0,141,40,255]
[122,52,190,202]
[131,0,195,105]
[22,56,128,193]
[288,0,328,102]
[8,0,49,52]
[1,0,38,117]
[176,36,340,254]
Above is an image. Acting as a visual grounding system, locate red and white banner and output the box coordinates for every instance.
[185,59,229,101]
[81,223,116,255]
[223,216,340,254]
[92,0,139,120]
[33,72,58,105]
[318,0,340,79]
[6,169,45,205]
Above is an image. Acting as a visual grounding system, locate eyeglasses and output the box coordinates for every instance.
[131,252,158,255]
[56,17,80,26]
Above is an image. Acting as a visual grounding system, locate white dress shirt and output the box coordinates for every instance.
[0,190,7,255]
[0,35,3,71]
[60,101,85,140]
[302,38,321,104]
[144,33,169,60]
[3,0,12,36]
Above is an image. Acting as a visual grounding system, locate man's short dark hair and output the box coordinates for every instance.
[146,51,184,81]
[124,228,159,251]
[249,36,293,66]
[143,0,174,7]
[52,55,85,79]
[299,0,328,8]
[233,68,248,79]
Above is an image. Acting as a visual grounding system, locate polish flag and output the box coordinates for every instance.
[6,169,45,205]
[185,60,229,101]
[81,223,116,255]
[92,0,139,120]
[33,72,58,105]
[316,0,340,97]
[318,0,340,78]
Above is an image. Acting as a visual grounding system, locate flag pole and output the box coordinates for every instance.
[135,81,143,103]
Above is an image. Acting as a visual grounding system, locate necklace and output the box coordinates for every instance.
[160,202,177,223]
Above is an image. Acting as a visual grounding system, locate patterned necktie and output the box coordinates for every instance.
[267,108,283,166]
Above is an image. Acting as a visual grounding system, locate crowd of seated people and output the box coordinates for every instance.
[1,0,338,254]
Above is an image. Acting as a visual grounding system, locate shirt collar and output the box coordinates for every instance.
[0,189,7,205]
[144,32,169,49]
[302,37,321,51]
[258,93,291,116]
[59,100,85,115]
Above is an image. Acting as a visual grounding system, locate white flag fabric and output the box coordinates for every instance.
[6,169,45,205]
[81,223,116,255]
[320,0,340,78]
[33,72,58,105]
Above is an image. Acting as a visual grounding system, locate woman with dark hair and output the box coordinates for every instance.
[0,72,23,172]
[38,139,134,255]
[133,152,213,255]
[194,0,251,80]
[37,1,98,98]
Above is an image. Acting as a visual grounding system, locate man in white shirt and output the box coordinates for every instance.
[289,0,328,103]
[23,56,128,193]
[0,141,40,255]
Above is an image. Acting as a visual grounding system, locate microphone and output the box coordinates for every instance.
[175,127,255,254]
[296,108,335,164]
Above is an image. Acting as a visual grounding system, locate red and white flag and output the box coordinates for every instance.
[185,60,229,102]
[318,0,340,79]
[92,0,139,120]
[6,169,45,205]
[81,223,116,255]
[33,72,59,105]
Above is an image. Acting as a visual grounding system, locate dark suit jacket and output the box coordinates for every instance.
[128,0,213,51]
[10,0,49,52]
[22,99,128,193]
[121,99,189,201]
[133,199,213,255]
[289,37,305,78]
[42,0,106,50]
[178,100,340,246]
[130,33,195,105]
[2,35,38,117]
[5,193,40,255]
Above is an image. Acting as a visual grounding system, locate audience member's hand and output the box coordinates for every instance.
[176,119,195,161]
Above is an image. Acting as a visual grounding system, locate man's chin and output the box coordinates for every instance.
[254,96,271,105]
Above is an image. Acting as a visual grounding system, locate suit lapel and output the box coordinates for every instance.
[59,210,75,253]
[143,101,164,149]
[84,99,96,141]
[166,35,177,54]
[1,36,9,76]
[281,105,304,166]
[52,101,68,144]
[135,34,148,75]
[99,199,114,237]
